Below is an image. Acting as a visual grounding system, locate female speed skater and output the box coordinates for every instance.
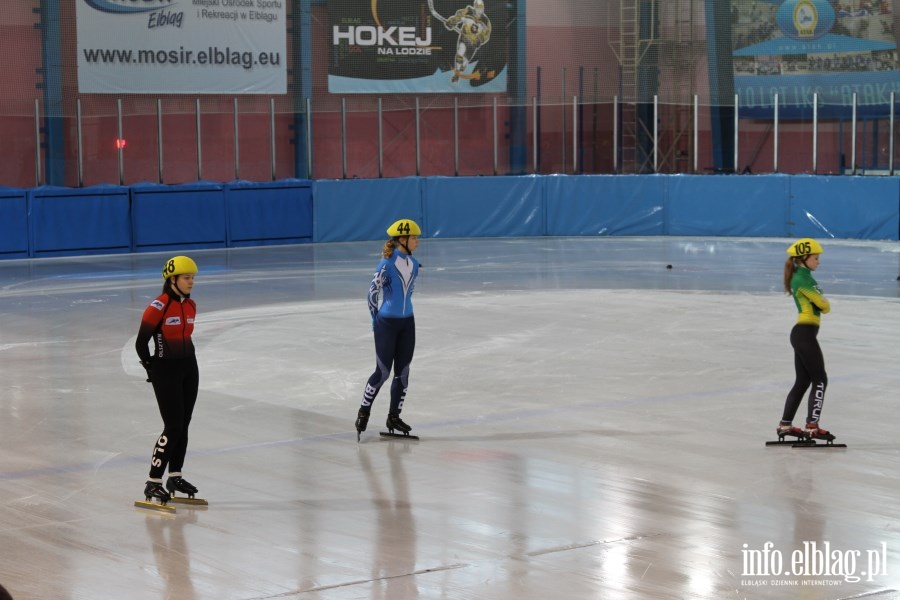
[777,238,835,442]
[355,219,421,441]
[135,255,204,509]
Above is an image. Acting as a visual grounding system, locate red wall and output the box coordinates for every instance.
[0,2,43,188]
[0,2,877,188]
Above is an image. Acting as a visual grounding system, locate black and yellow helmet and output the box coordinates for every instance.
[162,255,198,280]
[786,238,824,257]
[386,219,422,238]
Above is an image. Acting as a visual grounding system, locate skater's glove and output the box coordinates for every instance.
[140,360,153,383]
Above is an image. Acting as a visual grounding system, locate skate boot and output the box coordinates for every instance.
[356,409,371,442]
[145,481,171,503]
[379,412,419,440]
[805,423,835,442]
[166,476,208,506]
[386,412,412,434]
[776,422,807,440]
[134,481,175,513]
[765,421,814,446]
[166,476,199,497]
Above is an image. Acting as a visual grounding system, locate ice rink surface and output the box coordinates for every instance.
[2,236,900,600]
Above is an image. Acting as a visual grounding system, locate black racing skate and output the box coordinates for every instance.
[134,481,176,513]
[380,412,419,440]
[166,476,208,506]
[355,409,370,442]
[386,413,411,433]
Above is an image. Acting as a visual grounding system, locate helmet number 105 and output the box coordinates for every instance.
[794,241,812,256]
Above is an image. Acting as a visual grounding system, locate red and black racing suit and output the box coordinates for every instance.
[136,289,199,481]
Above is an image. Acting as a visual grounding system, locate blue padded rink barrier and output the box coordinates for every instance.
[2,236,900,599]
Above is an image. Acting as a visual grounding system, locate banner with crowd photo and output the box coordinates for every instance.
[730,0,900,118]
[76,0,286,94]
[328,0,507,93]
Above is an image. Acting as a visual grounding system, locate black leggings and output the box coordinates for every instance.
[361,316,416,415]
[148,357,199,480]
[782,324,828,425]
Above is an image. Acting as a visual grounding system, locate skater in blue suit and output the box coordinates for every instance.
[355,219,421,440]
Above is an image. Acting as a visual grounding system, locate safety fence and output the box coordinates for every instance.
[10,93,900,192]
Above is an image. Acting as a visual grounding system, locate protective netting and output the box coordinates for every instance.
[1,0,899,186]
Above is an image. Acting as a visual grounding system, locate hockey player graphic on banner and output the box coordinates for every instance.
[430,0,492,82]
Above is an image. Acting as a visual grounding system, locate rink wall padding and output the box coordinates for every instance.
[31,185,131,257]
[667,175,788,237]
[2,175,898,258]
[313,177,423,242]
[132,182,228,252]
[787,175,900,240]
[544,175,666,236]
[225,180,313,247]
[425,176,545,238]
[0,187,29,258]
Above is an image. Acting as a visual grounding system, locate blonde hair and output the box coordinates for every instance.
[382,239,397,259]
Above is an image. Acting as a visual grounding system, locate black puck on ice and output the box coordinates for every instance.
[666,264,673,270]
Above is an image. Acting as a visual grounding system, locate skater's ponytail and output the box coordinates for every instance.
[783,257,796,294]
[382,238,397,259]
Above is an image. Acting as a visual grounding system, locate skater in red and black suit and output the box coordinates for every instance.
[136,255,202,506]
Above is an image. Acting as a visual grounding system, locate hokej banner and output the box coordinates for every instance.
[328,0,508,93]
[76,0,286,94]
[730,0,900,118]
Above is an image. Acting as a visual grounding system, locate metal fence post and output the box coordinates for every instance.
[233,97,240,180]
[34,99,41,186]
[76,98,84,187]
[117,98,124,185]
[157,99,164,184]
[195,98,202,181]
[377,97,383,178]
[734,94,739,173]
[812,92,818,174]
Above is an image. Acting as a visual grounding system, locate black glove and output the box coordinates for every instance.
[140,360,153,383]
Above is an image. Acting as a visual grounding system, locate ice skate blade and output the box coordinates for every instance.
[168,496,208,506]
[134,499,176,513]
[380,431,419,440]
[766,435,813,446]
[794,441,846,448]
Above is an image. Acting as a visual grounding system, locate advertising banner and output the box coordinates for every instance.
[76,0,286,94]
[328,0,507,93]
[730,0,900,118]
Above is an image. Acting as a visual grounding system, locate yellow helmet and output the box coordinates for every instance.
[787,238,824,257]
[386,219,421,237]
[162,255,198,280]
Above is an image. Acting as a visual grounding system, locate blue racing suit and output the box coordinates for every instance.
[361,249,419,415]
